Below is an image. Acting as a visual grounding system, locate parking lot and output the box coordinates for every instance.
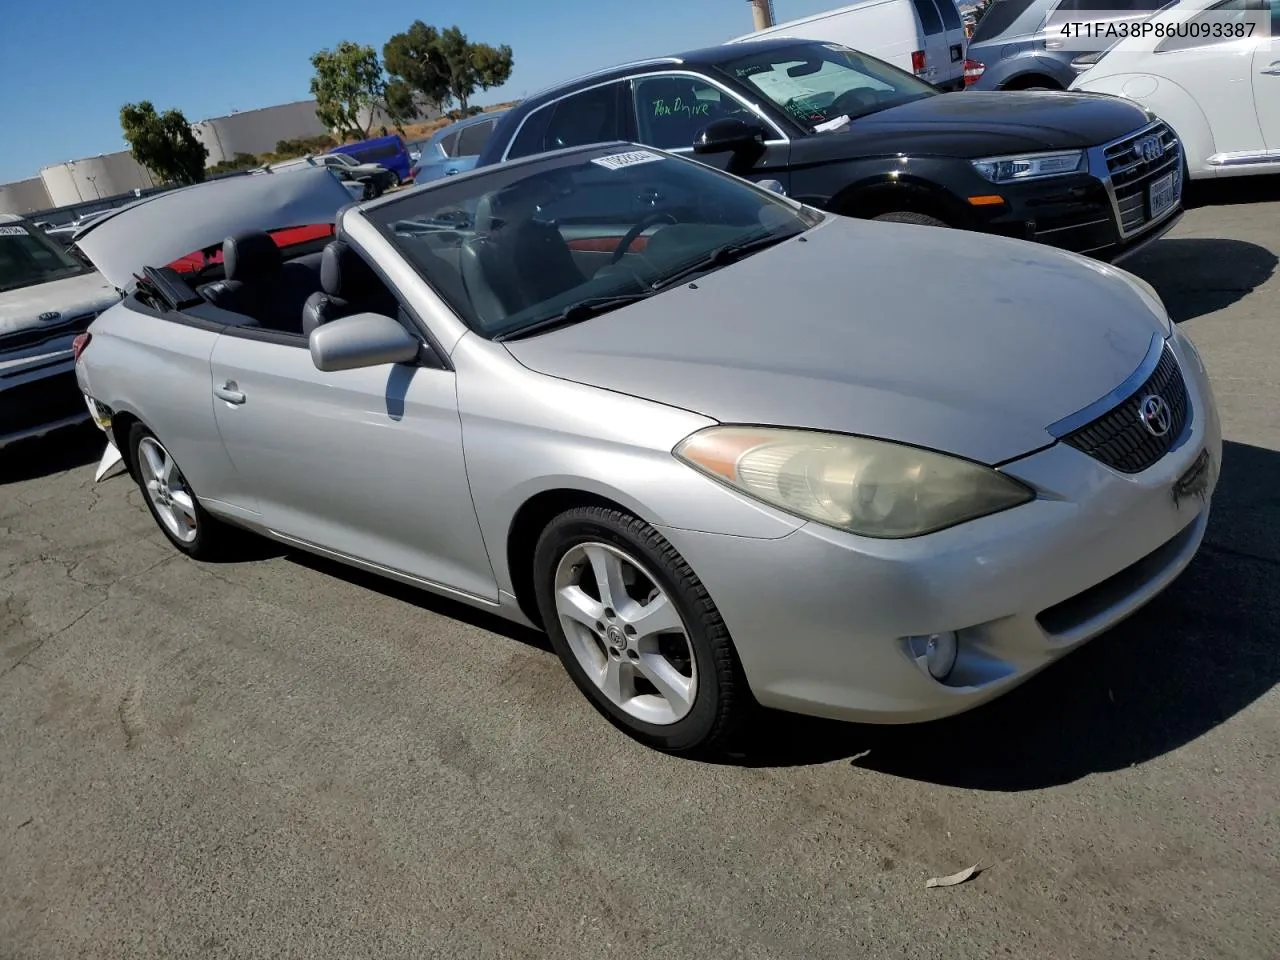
[2,179,1278,959]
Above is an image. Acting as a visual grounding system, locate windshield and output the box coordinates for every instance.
[715,41,936,130]
[0,221,89,293]
[326,154,359,167]
[369,147,819,339]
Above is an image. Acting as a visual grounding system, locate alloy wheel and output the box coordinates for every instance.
[137,436,199,544]
[553,542,697,725]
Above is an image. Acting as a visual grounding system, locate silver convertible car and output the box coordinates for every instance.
[73,147,1221,754]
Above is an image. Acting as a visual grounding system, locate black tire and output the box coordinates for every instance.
[872,211,950,227]
[532,505,750,755]
[127,422,234,560]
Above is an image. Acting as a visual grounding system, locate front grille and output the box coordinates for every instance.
[1102,122,1182,237]
[0,370,86,439]
[0,311,97,353]
[1061,346,1189,474]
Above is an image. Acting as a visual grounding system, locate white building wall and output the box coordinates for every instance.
[40,152,156,206]
[0,177,52,215]
[192,100,329,165]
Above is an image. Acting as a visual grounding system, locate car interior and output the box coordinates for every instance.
[192,230,407,338]
[386,181,780,333]
[162,163,797,341]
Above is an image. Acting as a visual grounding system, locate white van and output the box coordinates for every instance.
[729,0,968,90]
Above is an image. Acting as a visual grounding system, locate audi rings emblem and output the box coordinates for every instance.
[1134,136,1166,163]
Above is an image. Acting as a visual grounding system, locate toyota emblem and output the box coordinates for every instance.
[1134,136,1165,163]
[1138,394,1172,437]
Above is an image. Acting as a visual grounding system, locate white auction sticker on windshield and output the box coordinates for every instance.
[0,225,30,236]
[592,150,664,171]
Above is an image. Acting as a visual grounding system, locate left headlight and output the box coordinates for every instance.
[674,426,1035,539]
[971,150,1086,183]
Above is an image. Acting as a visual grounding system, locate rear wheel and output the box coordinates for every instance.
[128,423,234,560]
[872,211,950,227]
[532,506,749,754]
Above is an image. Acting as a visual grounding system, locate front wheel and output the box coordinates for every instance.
[872,211,950,227]
[128,423,234,560]
[532,506,749,754]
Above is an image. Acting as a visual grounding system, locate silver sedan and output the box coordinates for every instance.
[73,147,1221,754]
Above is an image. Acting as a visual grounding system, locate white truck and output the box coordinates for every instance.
[730,0,969,90]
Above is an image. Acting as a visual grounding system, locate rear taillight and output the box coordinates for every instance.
[72,332,91,362]
[911,50,927,74]
[963,59,986,86]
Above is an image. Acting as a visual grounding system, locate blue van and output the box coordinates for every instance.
[329,134,412,182]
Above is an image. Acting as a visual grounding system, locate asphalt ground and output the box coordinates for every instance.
[2,178,1278,959]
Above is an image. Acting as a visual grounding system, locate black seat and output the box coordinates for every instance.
[459,188,585,329]
[301,240,401,337]
[201,230,324,333]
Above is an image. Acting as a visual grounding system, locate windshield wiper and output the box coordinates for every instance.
[494,292,654,342]
[650,230,799,291]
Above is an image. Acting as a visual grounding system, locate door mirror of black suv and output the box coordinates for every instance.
[693,118,766,157]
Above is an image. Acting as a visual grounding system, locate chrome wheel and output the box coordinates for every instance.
[553,542,697,725]
[137,436,199,544]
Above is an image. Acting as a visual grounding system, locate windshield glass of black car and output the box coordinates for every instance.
[372,148,815,339]
[716,41,936,129]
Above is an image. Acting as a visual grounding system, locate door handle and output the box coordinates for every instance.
[1262,61,1280,76]
[214,380,245,404]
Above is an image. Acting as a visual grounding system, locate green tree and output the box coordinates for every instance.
[435,26,514,114]
[383,79,420,131]
[310,41,385,139]
[383,21,451,118]
[209,152,260,175]
[119,101,209,185]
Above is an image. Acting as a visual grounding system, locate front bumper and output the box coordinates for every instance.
[0,349,88,449]
[971,120,1184,262]
[657,330,1221,724]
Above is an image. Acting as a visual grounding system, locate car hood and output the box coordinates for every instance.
[814,90,1153,157]
[503,217,1169,465]
[0,270,120,338]
[75,167,354,288]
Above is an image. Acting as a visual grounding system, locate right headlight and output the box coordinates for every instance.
[971,150,1086,183]
[674,426,1035,539]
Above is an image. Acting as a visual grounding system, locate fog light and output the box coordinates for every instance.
[906,631,959,680]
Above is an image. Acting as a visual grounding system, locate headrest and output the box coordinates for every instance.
[475,176,560,237]
[473,194,500,236]
[223,230,281,282]
[320,239,383,300]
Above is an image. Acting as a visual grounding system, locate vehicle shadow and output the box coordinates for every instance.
[1126,237,1277,324]
[0,422,103,486]
[285,549,552,654]
[1184,173,1280,209]
[720,439,1280,790]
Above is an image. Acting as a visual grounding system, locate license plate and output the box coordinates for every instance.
[1172,448,1212,508]
[1149,172,1177,219]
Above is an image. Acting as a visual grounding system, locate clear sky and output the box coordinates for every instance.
[0,0,840,184]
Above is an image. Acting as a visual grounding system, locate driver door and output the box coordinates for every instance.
[208,318,497,603]
[627,72,793,191]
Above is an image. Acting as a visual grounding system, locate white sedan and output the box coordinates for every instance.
[1071,0,1279,178]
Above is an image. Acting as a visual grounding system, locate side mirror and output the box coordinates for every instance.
[309,312,421,372]
[692,118,766,156]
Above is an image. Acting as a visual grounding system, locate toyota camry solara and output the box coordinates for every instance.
[72,146,1221,754]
